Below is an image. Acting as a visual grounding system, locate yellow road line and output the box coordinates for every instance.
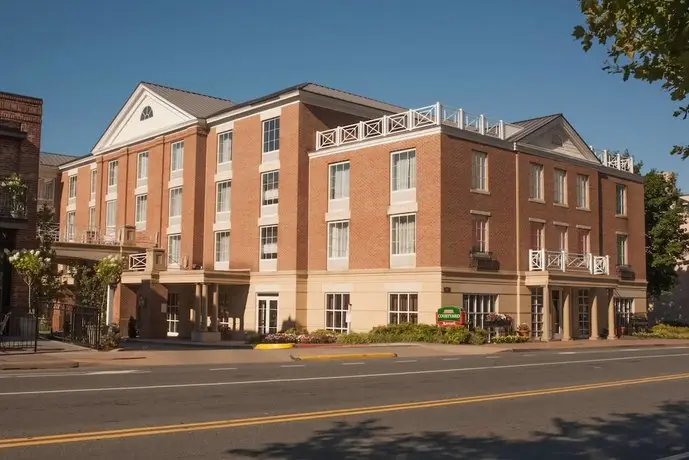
[2,371,688,449]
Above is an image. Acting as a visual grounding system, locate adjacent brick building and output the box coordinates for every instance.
[55,82,647,341]
[0,91,42,316]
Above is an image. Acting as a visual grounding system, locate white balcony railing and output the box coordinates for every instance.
[129,253,147,271]
[591,148,634,173]
[37,224,158,248]
[315,103,523,150]
[529,249,610,275]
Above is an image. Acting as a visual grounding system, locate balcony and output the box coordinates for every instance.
[529,249,610,275]
[315,104,523,150]
[38,224,158,247]
[592,149,634,173]
[127,248,166,272]
[0,184,28,221]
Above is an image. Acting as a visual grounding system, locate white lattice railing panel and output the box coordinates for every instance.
[592,148,635,173]
[129,253,147,271]
[315,103,520,150]
[528,250,609,276]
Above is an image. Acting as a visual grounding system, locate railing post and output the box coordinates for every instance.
[587,253,593,274]
[435,102,442,125]
[499,120,505,139]
[407,109,414,130]
[358,121,364,141]
[602,149,609,166]
[382,116,388,136]
[479,114,486,135]
[458,109,465,130]
[335,126,342,146]
[560,250,566,271]
[606,255,610,275]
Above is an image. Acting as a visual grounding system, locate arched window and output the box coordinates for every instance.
[140,106,153,121]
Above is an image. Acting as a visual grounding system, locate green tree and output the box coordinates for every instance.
[69,255,123,322]
[573,0,689,159]
[643,170,689,299]
[35,204,67,309]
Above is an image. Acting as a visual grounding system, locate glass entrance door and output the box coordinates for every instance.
[257,296,278,334]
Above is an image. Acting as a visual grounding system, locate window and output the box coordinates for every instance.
[260,225,278,260]
[105,200,116,228]
[472,215,488,252]
[171,141,184,175]
[214,231,230,263]
[615,183,626,215]
[554,169,567,205]
[577,228,590,254]
[529,163,543,200]
[169,187,182,218]
[40,179,54,200]
[68,175,77,199]
[530,288,544,338]
[137,152,148,184]
[216,181,231,216]
[616,234,628,265]
[88,206,96,229]
[326,293,350,333]
[262,117,280,153]
[328,221,349,259]
[530,221,544,250]
[329,162,350,200]
[389,293,418,324]
[391,214,416,255]
[577,289,590,338]
[90,169,97,196]
[615,298,634,329]
[140,106,153,120]
[135,195,147,225]
[463,294,497,329]
[471,151,488,191]
[217,131,232,164]
[167,234,181,266]
[66,211,76,241]
[556,225,567,251]
[107,160,118,188]
[577,174,589,209]
[166,293,180,336]
[261,171,279,206]
[391,150,416,191]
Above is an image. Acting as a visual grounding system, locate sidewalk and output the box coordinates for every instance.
[2,338,688,371]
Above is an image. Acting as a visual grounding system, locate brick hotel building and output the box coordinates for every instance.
[54,82,646,342]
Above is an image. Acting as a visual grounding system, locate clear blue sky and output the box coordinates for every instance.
[2,0,687,190]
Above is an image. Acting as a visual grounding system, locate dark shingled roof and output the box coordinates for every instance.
[508,113,562,141]
[40,152,81,167]
[141,82,234,118]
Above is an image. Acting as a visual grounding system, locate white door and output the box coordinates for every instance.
[257,295,278,334]
[551,290,563,340]
[166,293,180,337]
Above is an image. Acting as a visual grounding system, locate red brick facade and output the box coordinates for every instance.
[0,91,42,315]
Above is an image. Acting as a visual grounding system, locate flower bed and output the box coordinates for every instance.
[257,324,490,346]
[632,323,689,339]
[490,335,530,344]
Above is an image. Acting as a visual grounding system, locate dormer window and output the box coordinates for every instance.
[140,106,153,121]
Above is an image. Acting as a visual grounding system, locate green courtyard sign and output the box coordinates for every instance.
[435,306,464,326]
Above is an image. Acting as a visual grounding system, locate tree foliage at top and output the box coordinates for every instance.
[643,170,689,299]
[573,0,689,159]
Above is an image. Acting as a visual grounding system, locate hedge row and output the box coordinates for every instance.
[633,323,689,340]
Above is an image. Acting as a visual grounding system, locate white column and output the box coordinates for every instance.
[542,286,550,342]
[195,283,203,332]
[562,287,572,341]
[607,290,617,340]
[590,288,599,340]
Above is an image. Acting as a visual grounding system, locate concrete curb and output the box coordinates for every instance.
[290,352,398,361]
[506,342,689,353]
[0,360,80,371]
[292,343,417,349]
[254,343,294,350]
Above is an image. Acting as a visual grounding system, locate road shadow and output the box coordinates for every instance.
[228,400,689,459]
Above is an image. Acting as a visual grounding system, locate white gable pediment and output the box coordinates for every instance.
[521,118,599,163]
[91,85,196,155]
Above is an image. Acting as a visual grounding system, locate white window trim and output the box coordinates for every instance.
[616,232,628,266]
[262,117,280,155]
[259,225,278,272]
[167,234,181,268]
[388,292,419,325]
[217,131,233,167]
[554,168,567,205]
[169,187,182,227]
[214,231,230,270]
[215,180,231,223]
[135,194,147,230]
[107,160,118,190]
[325,293,351,333]
[472,214,489,253]
[328,161,351,201]
[170,141,184,179]
[529,163,544,201]
[616,183,627,216]
[327,220,350,271]
[390,213,416,268]
[390,149,417,192]
[576,174,589,210]
[471,151,488,192]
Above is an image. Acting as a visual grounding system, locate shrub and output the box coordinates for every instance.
[491,335,529,344]
[469,328,488,345]
[336,332,372,344]
[442,326,471,344]
[99,324,121,350]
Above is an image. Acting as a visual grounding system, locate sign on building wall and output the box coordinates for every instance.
[435,306,465,327]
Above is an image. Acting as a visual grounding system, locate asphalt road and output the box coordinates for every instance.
[1,346,689,459]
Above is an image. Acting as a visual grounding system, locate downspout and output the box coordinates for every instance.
[159,136,165,248]
[513,142,521,322]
